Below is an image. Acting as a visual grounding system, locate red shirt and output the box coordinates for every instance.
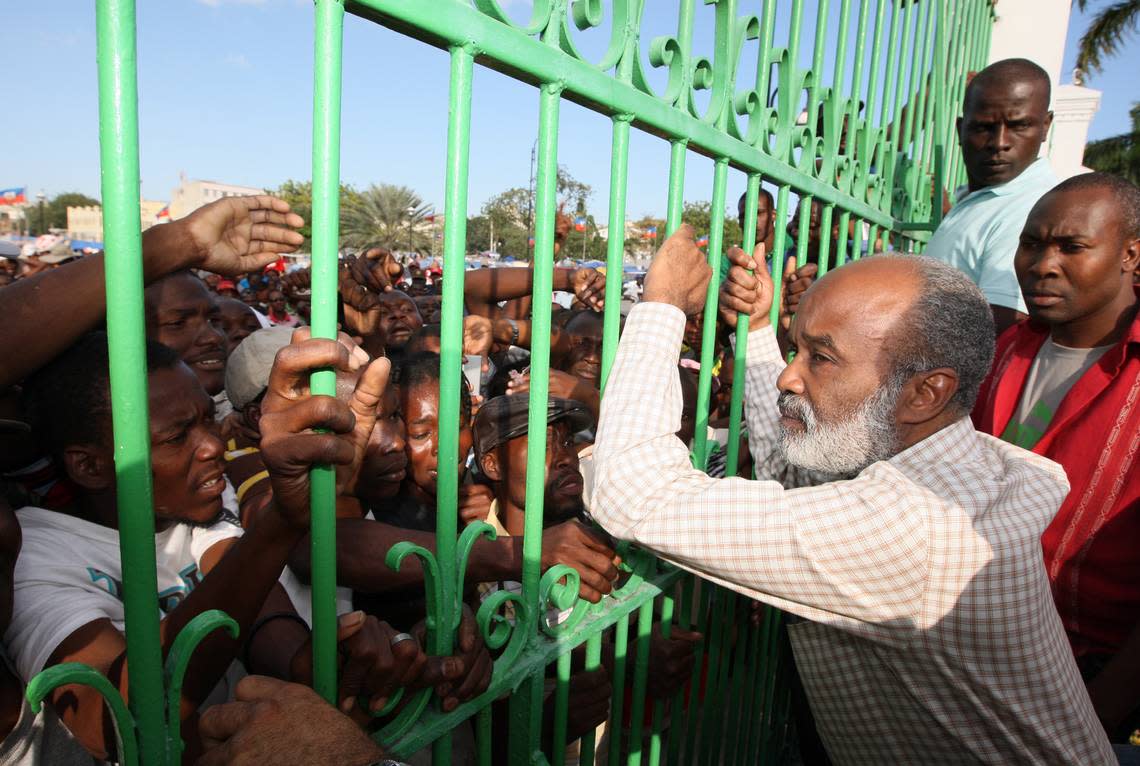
[972,301,1140,658]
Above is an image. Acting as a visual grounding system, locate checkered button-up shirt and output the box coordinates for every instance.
[592,303,1113,765]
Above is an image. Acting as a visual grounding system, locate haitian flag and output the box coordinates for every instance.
[696,234,709,248]
[528,236,536,247]
[574,216,586,232]
[0,188,26,206]
[643,225,657,240]
[155,205,171,220]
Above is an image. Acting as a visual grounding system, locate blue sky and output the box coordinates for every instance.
[6,1,1137,225]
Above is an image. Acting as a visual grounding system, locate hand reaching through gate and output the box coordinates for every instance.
[718,243,775,330]
[197,675,389,766]
[415,605,494,712]
[539,520,621,603]
[181,194,306,276]
[287,611,465,718]
[647,628,703,698]
[258,330,390,528]
[542,667,612,748]
[643,224,712,315]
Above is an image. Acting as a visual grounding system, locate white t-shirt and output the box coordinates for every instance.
[278,510,373,627]
[4,507,242,684]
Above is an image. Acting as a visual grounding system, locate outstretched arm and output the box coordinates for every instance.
[592,228,929,644]
[463,266,604,317]
[0,195,304,388]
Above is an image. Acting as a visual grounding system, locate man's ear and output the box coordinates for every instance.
[480,450,502,482]
[895,368,960,425]
[1122,236,1140,274]
[245,402,263,431]
[62,445,115,493]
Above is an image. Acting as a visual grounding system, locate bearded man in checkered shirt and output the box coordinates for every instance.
[591,225,1116,765]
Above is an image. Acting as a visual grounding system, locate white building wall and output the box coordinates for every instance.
[169,176,264,220]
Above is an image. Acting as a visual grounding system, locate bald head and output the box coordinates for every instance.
[959,58,1053,191]
[964,58,1051,114]
[803,256,995,413]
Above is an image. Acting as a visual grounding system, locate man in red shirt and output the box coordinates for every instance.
[973,172,1140,742]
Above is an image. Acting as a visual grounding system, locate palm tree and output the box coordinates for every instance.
[1084,102,1140,184]
[340,183,434,253]
[1073,0,1140,78]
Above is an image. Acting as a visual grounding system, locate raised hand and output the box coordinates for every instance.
[257,330,389,527]
[570,267,606,312]
[458,484,495,525]
[284,612,446,718]
[462,315,494,357]
[647,627,703,698]
[337,256,384,339]
[781,259,817,331]
[540,520,621,603]
[717,242,774,330]
[183,195,305,276]
[425,605,493,712]
[642,224,711,315]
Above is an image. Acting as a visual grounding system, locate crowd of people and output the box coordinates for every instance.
[0,56,1136,765]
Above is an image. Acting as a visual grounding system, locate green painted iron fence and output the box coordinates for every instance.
[25,0,994,763]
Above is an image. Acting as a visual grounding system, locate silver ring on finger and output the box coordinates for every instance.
[390,632,415,647]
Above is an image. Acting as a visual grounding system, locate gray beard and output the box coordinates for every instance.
[777,381,902,476]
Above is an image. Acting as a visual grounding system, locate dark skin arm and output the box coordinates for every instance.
[991,305,1027,338]
[0,195,304,389]
[287,518,620,603]
[463,267,604,318]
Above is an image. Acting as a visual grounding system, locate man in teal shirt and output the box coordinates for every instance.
[926,58,1056,336]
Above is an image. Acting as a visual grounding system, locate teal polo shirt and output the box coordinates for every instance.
[924,158,1057,313]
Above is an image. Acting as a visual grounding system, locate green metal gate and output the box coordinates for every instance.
[25,0,994,763]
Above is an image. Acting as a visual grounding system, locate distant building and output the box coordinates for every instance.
[66,200,169,243]
[0,207,25,236]
[169,173,264,219]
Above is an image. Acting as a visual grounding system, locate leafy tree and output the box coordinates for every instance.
[339,183,433,253]
[1074,0,1140,77]
[556,165,592,213]
[625,215,667,260]
[466,214,529,258]
[681,201,744,249]
[1084,102,1140,185]
[270,179,363,251]
[478,166,596,260]
[26,192,100,235]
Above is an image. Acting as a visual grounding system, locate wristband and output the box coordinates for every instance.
[506,318,520,347]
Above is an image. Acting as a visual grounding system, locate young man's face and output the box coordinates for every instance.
[560,312,603,389]
[958,78,1051,191]
[146,273,227,395]
[378,292,424,351]
[356,386,408,507]
[268,291,287,314]
[216,298,262,357]
[738,194,775,246]
[490,420,584,526]
[147,364,227,528]
[1015,187,1139,330]
[401,380,472,497]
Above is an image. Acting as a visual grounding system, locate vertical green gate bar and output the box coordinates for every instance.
[95,0,167,761]
[308,0,346,705]
[25,1,997,763]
